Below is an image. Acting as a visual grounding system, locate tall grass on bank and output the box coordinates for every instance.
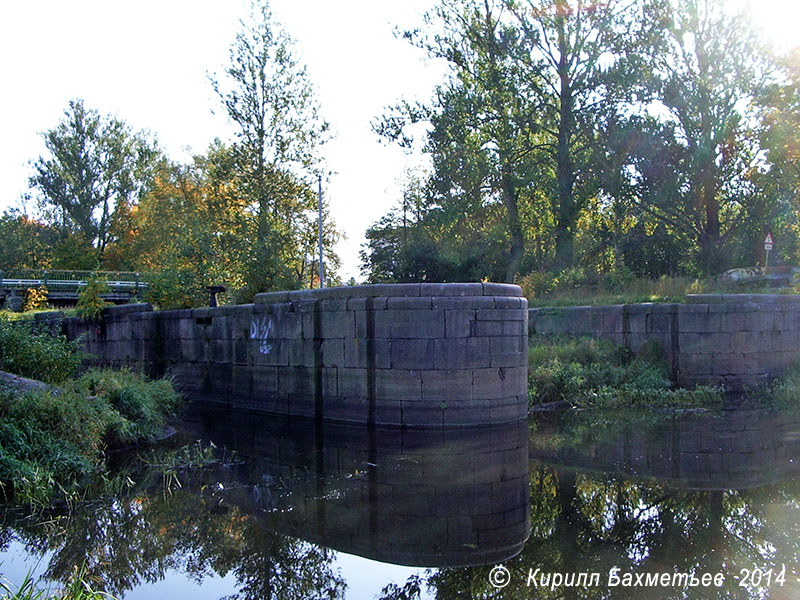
[528,336,723,408]
[520,272,793,308]
[0,369,181,507]
[0,569,114,600]
[0,318,82,384]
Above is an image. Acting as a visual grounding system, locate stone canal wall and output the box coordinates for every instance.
[529,294,800,390]
[61,283,529,427]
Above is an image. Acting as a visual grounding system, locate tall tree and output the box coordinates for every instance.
[505,0,664,270]
[757,46,800,264]
[29,99,160,263]
[211,0,331,296]
[377,0,540,282]
[119,143,250,308]
[631,0,772,274]
[377,0,661,280]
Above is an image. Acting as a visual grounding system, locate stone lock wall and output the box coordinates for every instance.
[529,294,800,390]
[62,283,529,427]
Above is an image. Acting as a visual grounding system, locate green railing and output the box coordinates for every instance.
[0,269,149,291]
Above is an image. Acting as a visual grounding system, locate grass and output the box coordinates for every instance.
[0,309,78,322]
[528,336,724,409]
[0,317,82,384]
[0,570,115,600]
[520,273,794,308]
[0,369,182,508]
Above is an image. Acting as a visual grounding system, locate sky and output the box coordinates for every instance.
[0,0,798,282]
[0,0,443,282]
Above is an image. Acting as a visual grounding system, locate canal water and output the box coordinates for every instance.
[1,405,799,599]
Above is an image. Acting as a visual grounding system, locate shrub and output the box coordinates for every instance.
[75,275,111,321]
[74,369,182,445]
[23,286,49,312]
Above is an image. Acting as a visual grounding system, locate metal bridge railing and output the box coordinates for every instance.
[0,270,149,291]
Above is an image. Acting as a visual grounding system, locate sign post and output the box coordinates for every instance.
[764,232,774,268]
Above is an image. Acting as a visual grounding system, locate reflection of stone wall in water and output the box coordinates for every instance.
[529,294,800,390]
[532,410,800,490]
[60,283,529,427]
[179,413,530,567]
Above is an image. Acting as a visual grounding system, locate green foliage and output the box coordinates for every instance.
[29,99,160,262]
[210,1,338,295]
[75,276,111,321]
[0,210,57,271]
[528,336,723,408]
[0,369,181,507]
[23,287,48,313]
[742,365,800,409]
[365,0,800,282]
[0,319,82,384]
[50,233,99,271]
[142,268,205,310]
[519,272,783,307]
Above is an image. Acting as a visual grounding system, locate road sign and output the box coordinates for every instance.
[764,233,773,251]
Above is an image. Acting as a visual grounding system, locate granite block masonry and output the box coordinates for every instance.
[529,294,800,391]
[61,283,529,427]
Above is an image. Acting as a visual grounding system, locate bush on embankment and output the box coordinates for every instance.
[528,336,723,408]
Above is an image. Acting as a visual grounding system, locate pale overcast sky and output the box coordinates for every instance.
[0,0,796,282]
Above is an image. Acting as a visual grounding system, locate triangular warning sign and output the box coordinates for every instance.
[765,232,774,245]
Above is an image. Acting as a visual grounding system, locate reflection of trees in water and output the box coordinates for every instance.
[1,485,345,600]
[381,468,800,600]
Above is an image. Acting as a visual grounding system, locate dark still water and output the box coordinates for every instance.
[2,405,800,599]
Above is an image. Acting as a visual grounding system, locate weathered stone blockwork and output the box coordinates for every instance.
[529,294,800,390]
[62,283,529,427]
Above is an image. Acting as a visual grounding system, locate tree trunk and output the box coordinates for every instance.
[501,171,525,283]
[554,16,577,272]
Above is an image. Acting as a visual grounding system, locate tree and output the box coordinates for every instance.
[629,0,773,274]
[29,99,160,264]
[120,142,251,308]
[377,0,662,280]
[504,0,664,270]
[211,0,333,296]
[0,210,57,271]
[757,47,800,265]
[377,0,540,282]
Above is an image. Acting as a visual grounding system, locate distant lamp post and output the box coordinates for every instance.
[318,174,325,289]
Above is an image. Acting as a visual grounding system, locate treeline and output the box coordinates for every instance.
[363,0,800,289]
[1,1,339,308]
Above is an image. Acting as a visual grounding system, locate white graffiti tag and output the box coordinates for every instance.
[250,317,274,354]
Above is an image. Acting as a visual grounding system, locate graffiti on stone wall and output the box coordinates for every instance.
[250,317,274,355]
